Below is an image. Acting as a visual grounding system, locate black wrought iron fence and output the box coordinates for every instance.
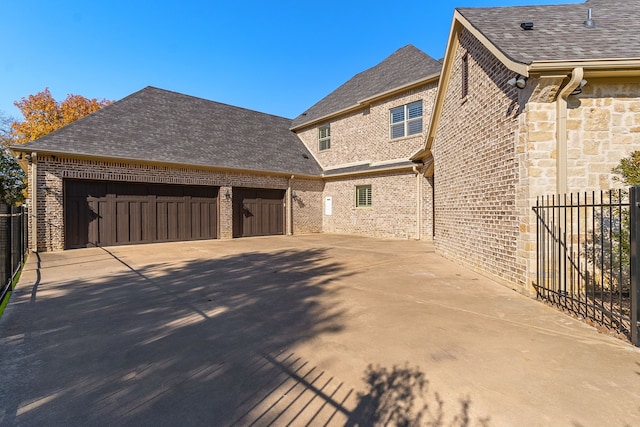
[532,188,640,345]
[0,205,29,306]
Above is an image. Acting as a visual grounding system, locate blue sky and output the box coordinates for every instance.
[2,0,578,121]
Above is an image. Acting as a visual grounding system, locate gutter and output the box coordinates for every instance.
[556,67,584,195]
[412,165,423,240]
[291,73,440,131]
[287,175,294,236]
[322,162,416,179]
[30,152,38,252]
[10,149,323,180]
[529,58,640,76]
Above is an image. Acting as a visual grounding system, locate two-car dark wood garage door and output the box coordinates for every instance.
[64,181,286,249]
[64,180,219,249]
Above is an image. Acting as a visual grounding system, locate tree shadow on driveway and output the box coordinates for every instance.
[0,247,351,426]
[348,364,490,427]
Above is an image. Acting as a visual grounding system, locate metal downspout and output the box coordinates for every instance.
[413,165,422,240]
[556,67,584,195]
[30,153,38,252]
[287,175,294,235]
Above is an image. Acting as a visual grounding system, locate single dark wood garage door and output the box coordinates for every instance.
[65,180,219,249]
[232,188,285,238]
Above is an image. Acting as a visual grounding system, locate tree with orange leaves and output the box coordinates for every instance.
[10,88,112,144]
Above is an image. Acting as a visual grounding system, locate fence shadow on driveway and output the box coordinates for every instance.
[2,241,491,426]
[1,247,351,425]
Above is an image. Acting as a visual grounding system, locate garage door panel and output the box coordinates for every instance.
[233,188,284,238]
[97,199,109,247]
[141,201,151,242]
[156,202,168,241]
[167,202,179,241]
[116,201,129,244]
[65,180,219,249]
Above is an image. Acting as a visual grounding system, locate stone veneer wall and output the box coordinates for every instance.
[524,77,640,194]
[519,77,640,287]
[567,78,640,190]
[322,171,433,240]
[30,156,323,251]
[295,84,438,168]
[433,28,526,287]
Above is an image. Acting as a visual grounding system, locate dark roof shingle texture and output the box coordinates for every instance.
[292,45,441,129]
[19,87,323,176]
[458,0,640,64]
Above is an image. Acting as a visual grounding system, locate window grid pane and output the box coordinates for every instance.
[391,123,405,139]
[407,117,422,135]
[390,101,422,139]
[390,107,405,124]
[356,185,372,207]
[319,125,331,151]
[407,101,422,119]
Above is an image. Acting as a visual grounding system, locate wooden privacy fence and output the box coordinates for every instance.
[0,205,29,306]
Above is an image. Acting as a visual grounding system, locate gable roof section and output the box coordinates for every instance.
[291,45,442,130]
[458,0,640,67]
[413,0,640,167]
[16,87,323,177]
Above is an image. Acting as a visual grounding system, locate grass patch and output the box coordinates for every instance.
[0,258,26,318]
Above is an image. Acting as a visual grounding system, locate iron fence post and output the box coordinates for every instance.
[5,205,11,290]
[630,186,640,347]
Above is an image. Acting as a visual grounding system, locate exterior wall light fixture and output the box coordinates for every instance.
[507,75,527,89]
[571,79,588,95]
[225,190,231,200]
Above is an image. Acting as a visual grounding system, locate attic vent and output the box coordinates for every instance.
[520,22,534,30]
[584,8,596,28]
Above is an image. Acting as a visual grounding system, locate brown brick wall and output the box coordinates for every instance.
[322,171,433,240]
[291,178,324,234]
[296,84,438,168]
[292,81,438,241]
[433,29,526,287]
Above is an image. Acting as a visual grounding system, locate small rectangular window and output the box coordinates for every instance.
[389,101,422,139]
[461,53,469,98]
[356,185,372,208]
[319,125,331,151]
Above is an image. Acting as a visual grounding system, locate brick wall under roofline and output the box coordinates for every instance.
[295,84,438,169]
[433,28,527,289]
[290,178,324,234]
[321,170,434,241]
[29,156,324,251]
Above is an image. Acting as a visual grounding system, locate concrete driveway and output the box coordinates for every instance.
[0,234,639,426]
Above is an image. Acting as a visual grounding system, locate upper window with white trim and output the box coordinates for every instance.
[390,101,422,139]
[319,125,331,151]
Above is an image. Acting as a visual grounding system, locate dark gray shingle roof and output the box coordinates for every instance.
[458,0,640,64]
[291,45,441,129]
[19,87,323,176]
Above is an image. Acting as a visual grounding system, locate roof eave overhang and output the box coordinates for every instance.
[322,162,420,179]
[417,12,467,162]
[416,9,640,166]
[290,73,440,131]
[16,148,322,180]
[455,10,529,77]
